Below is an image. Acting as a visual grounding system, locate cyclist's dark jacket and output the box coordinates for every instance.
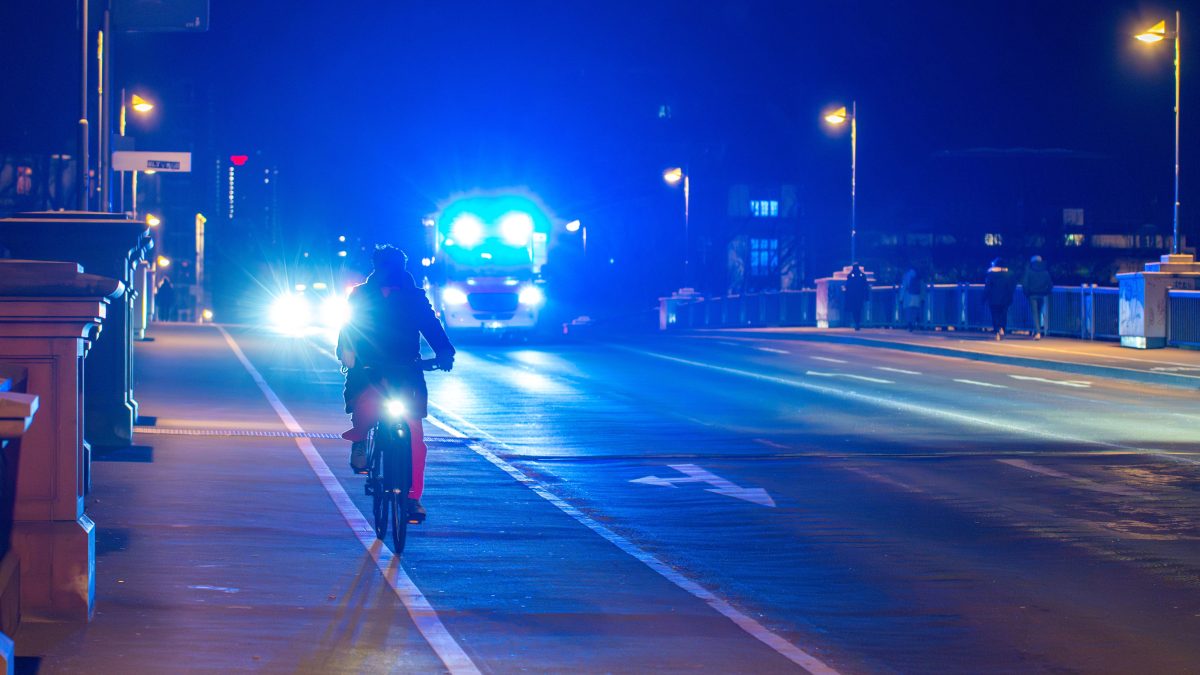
[337,271,454,418]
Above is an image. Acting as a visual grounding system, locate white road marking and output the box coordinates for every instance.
[996,459,1150,498]
[218,327,481,675]
[953,378,1008,389]
[1008,374,1091,388]
[876,366,922,375]
[631,464,777,507]
[811,356,848,364]
[716,340,742,347]
[620,346,1200,466]
[755,438,793,451]
[756,346,791,354]
[305,336,841,673]
[1151,366,1200,372]
[422,408,838,675]
[807,370,894,384]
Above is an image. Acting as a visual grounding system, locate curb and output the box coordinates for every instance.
[699,329,1200,392]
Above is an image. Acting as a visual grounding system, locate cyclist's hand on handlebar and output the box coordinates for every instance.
[436,354,455,372]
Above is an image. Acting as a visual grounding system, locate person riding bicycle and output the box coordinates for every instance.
[337,245,456,522]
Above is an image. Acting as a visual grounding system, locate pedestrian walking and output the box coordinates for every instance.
[983,257,1015,340]
[899,266,925,331]
[1021,255,1052,340]
[844,264,870,331]
[156,276,175,322]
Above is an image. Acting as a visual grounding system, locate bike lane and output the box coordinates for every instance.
[224,325,834,673]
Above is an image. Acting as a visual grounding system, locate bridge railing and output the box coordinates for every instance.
[1167,289,1200,348]
[670,284,1125,342]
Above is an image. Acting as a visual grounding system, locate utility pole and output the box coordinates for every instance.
[77,0,90,210]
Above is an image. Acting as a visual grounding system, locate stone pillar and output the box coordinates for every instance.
[0,260,124,621]
[0,375,38,649]
[1118,254,1200,349]
[0,212,150,448]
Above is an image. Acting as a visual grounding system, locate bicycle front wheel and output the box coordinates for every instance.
[390,493,408,554]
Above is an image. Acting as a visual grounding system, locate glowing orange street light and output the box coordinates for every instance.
[1134,12,1182,254]
[823,101,858,263]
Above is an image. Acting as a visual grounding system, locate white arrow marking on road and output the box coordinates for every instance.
[806,370,894,384]
[631,464,776,507]
[1007,374,1091,388]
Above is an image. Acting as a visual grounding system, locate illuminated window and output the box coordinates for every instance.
[750,200,779,217]
[750,238,779,276]
[1064,233,1084,246]
[984,233,1003,246]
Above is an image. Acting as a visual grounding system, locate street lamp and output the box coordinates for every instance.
[114,90,156,215]
[1135,12,1182,254]
[145,214,160,228]
[663,166,690,288]
[822,101,858,264]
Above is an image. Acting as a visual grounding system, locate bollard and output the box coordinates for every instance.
[0,260,123,621]
[0,212,150,448]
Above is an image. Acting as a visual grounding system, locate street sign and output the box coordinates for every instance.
[112,151,192,173]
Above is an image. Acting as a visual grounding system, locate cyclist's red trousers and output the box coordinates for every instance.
[341,387,428,500]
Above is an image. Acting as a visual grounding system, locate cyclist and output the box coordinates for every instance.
[337,245,455,522]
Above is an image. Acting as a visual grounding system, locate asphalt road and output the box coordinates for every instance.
[221,325,1200,674]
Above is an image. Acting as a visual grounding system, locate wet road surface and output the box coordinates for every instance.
[92,325,1200,673]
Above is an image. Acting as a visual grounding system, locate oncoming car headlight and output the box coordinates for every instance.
[442,286,469,306]
[320,294,352,329]
[269,293,313,333]
[518,285,544,306]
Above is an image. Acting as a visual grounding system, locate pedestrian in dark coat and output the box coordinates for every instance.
[156,276,175,322]
[983,258,1016,340]
[899,266,925,331]
[844,264,870,331]
[1021,255,1053,340]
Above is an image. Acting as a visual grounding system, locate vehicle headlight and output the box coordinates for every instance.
[518,285,544,306]
[499,212,534,246]
[443,286,469,306]
[385,399,407,418]
[320,295,352,329]
[269,293,313,332]
[450,214,484,247]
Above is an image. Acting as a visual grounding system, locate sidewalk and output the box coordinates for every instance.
[12,326,448,673]
[701,327,1200,391]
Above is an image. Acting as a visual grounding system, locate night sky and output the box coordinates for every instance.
[1,1,1195,279]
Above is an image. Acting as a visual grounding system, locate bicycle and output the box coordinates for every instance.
[363,358,441,554]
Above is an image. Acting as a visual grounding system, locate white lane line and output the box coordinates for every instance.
[876,366,922,375]
[217,327,480,675]
[618,346,1200,466]
[1008,374,1091,388]
[422,407,839,675]
[716,340,742,347]
[807,370,894,384]
[810,356,848,364]
[953,379,1008,389]
[304,336,841,673]
[996,459,1150,498]
[756,347,791,354]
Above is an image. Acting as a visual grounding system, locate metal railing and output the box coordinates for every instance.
[1168,289,1200,348]
[670,284,1123,341]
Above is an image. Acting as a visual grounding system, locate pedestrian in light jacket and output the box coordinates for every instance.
[899,266,925,331]
[983,257,1016,340]
[1021,255,1053,340]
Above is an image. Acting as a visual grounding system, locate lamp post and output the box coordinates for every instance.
[1136,12,1182,254]
[822,101,857,264]
[663,166,690,288]
[116,90,155,216]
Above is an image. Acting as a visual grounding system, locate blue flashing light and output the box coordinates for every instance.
[450,214,485,247]
[499,212,535,246]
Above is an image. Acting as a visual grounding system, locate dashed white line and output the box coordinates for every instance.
[953,378,1008,389]
[423,407,839,675]
[876,366,922,375]
[1008,374,1091,388]
[219,327,481,675]
[756,347,791,354]
[806,370,894,384]
[811,356,848,364]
